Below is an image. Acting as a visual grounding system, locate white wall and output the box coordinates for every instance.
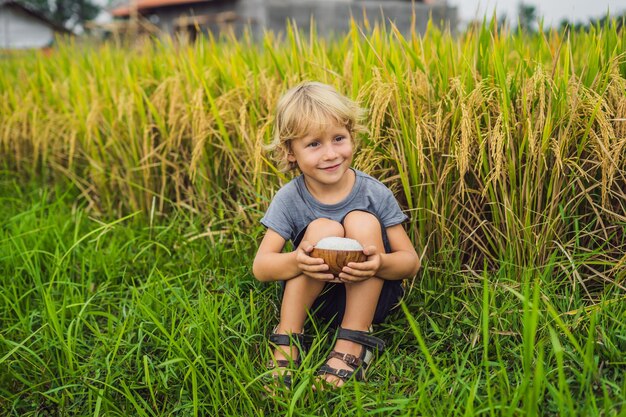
[0,5,55,49]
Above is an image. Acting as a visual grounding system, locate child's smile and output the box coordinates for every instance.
[320,163,341,172]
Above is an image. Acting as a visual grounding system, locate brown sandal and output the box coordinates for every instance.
[316,327,385,383]
[266,331,313,388]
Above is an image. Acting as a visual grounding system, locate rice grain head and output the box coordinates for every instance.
[190,89,210,180]
[364,69,394,140]
[456,82,471,175]
[415,120,426,175]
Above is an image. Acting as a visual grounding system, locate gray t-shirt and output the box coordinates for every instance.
[260,169,408,245]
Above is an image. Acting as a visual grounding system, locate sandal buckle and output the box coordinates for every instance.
[336,369,351,379]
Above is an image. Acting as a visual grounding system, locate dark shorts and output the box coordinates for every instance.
[283,210,405,327]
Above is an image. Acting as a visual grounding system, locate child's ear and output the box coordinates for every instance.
[286,142,296,162]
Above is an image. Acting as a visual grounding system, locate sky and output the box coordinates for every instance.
[451,0,626,27]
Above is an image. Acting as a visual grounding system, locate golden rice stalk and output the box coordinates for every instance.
[432,103,447,154]
[615,96,626,139]
[414,120,426,176]
[582,87,619,207]
[485,114,505,195]
[342,50,354,84]
[605,71,626,188]
[361,68,394,141]
[457,99,472,193]
[467,82,488,173]
[550,135,564,177]
[190,88,210,180]
[520,66,546,162]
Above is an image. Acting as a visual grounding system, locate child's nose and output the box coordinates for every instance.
[323,145,338,159]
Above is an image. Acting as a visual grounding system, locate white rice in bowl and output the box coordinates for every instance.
[315,237,363,251]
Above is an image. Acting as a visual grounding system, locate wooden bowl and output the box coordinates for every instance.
[310,247,367,276]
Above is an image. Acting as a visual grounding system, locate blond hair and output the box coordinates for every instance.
[267,81,367,172]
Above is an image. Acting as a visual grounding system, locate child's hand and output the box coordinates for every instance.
[296,241,337,282]
[338,245,382,282]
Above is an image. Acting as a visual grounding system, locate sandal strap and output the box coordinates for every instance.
[336,327,385,353]
[264,372,292,389]
[267,359,296,369]
[266,331,311,388]
[316,364,355,382]
[280,374,292,388]
[327,351,363,368]
[315,329,383,383]
[269,332,313,349]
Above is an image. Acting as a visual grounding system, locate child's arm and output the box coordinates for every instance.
[340,224,420,282]
[252,228,334,282]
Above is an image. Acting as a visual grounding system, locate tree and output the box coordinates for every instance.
[557,11,626,34]
[517,2,537,34]
[21,0,100,30]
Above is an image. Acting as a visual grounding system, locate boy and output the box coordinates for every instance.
[253,81,420,388]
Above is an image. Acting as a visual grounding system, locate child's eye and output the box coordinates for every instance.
[306,141,320,148]
[334,136,346,142]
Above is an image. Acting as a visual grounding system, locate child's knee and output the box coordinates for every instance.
[343,211,381,233]
[342,211,384,247]
[304,218,344,242]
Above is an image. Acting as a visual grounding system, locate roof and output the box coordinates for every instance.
[111,0,215,17]
[0,0,71,33]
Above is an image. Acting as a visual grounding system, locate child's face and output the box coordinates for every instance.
[287,121,354,188]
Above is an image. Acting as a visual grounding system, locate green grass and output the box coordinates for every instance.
[2,176,625,416]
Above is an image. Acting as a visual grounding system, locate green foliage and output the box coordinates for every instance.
[1,176,625,415]
[517,2,537,34]
[559,11,626,33]
[20,0,100,30]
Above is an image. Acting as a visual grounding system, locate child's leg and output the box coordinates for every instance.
[322,211,386,386]
[272,218,344,365]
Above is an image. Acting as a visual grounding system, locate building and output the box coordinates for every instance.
[0,0,71,49]
[108,0,457,40]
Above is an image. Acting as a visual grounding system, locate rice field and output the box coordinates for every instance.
[1,16,625,416]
